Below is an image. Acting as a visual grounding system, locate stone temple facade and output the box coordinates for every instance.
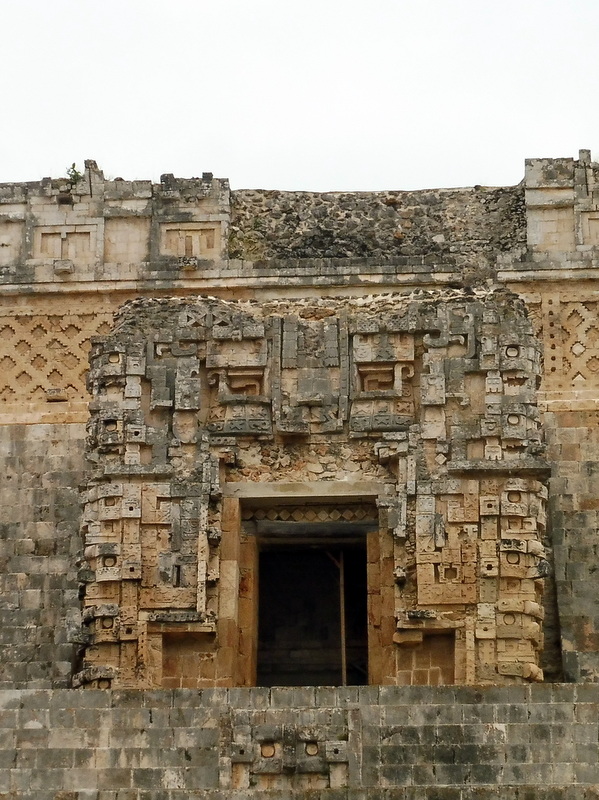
[1,153,599,796]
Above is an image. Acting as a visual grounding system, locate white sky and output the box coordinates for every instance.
[3,0,599,191]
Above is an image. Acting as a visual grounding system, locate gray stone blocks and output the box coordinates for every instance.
[0,686,597,795]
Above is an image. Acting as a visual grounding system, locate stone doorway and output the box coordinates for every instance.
[239,500,379,687]
[257,542,368,687]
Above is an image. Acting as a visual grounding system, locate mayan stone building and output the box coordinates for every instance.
[1,152,599,796]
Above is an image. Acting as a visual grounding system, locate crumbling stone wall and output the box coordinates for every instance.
[229,186,526,281]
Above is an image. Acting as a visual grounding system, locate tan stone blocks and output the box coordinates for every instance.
[0,219,24,265]
[104,217,150,265]
[527,206,576,252]
[161,222,222,261]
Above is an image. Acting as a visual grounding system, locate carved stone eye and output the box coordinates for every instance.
[261,743,276,758]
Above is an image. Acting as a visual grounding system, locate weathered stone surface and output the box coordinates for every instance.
[2,151,599,794]
[0,424,83,688]
[76,290,547,689]
[229,186,526,280]
[1,686,598,795]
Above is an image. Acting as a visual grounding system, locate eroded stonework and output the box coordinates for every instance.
[77,289,547,688]
[7,152,599,796]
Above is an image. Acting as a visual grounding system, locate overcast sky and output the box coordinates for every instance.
[3,0,599,191]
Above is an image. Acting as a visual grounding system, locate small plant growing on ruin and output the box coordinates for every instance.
[66,163,83,185]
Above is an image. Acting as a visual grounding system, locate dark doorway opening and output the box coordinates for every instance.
[257,542,368,687]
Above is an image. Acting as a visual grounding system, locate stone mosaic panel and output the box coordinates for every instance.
[76,291,548,688]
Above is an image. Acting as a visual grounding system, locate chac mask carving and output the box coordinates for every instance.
[77,290,548,689]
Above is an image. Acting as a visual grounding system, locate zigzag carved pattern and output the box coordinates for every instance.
[558,301,599,388]
[0,313,113,404]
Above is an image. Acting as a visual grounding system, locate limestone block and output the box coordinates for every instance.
[0,219,23,265]
[527,205,576,251]
[420,373,446,406]
[104,217,150,264]
[161,222,222,260]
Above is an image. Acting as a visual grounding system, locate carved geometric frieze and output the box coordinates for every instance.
[531,293,599,401]
[77,291,548,689]
[160,222,223,263]
[0,309,113,409]
[241,504,378,524]
[33,225,98,265]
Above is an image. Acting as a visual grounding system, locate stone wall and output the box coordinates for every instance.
[1,153,599,692]
[510,151,599,681]
[229,186,526,284]
[0,163,229,288]
[544,408,599,682]
[1,685,597,797]
[0,424,83,688]
[4,153,599,797]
